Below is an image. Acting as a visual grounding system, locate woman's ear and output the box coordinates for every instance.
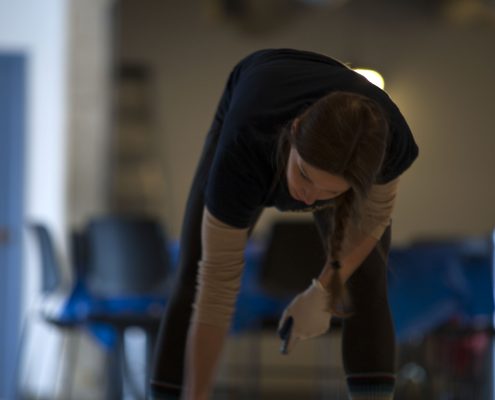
[291,118,300,137]
[291,118,299,134]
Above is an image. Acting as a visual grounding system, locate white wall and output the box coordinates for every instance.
[0,0,116,311]
[118,0,495,244]
[1,2,115,397]
[67,0,115,227]
[0,0,70,309]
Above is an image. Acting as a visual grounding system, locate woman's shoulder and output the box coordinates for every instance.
[238,48,344,67]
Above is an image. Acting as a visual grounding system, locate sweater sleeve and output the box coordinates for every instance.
[192,207,249,328]
[342,178,399,254]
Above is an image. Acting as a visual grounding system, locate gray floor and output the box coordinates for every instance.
[213,328,493,400]
[215,330,346,400]
[16,323,494,399]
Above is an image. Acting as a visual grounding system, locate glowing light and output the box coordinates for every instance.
[353,68,385,90]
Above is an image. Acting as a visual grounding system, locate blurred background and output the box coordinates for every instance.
[1,0,495,399]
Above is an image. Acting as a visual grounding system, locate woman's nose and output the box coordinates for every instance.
[301,188,317,205]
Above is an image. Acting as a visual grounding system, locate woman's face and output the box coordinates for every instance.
[286,147,351,205]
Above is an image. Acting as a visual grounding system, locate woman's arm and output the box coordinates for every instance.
[319,177,400,285]
[318,234,379,285]
[184,322,229,400]
[183,208,249,400]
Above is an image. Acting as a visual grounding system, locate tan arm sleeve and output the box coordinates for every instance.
[342,178,399,254]
[192,207,249,328]
[365,177,400,240]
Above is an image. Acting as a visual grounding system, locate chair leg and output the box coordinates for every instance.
[12,312,32,400]
[246,325,262,400]
[107,333,124,400]
[57,328,81,399]
[145,329,158,400]
[122,327,150,400]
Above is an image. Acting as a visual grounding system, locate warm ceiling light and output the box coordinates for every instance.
[353,68,385,90]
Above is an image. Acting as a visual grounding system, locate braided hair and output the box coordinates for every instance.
[277,91,389,315]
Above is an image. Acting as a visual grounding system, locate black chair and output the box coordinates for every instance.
[258,219,327,299]
[30,224,62,296]
[29,224,88,325]
[81,215,171,400]
[232,219,328,334]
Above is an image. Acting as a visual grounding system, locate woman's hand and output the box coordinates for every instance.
[277,279,332,354]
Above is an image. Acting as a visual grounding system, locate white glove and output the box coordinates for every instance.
[278,279,332,354]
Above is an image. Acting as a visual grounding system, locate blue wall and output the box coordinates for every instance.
[0,53,26,400]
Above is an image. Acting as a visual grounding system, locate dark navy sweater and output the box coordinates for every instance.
[205,49,418,228]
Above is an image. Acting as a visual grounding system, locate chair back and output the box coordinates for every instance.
[29,224,62,294]
[258,219,326,297]
[84,215,170,298]
[70,230,88,281]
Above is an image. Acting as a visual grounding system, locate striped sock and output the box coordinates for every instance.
[347,373,396,399]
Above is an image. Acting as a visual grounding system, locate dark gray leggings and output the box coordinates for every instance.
[313,208,395,374]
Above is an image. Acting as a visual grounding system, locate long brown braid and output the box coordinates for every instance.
[327,191,355,316]
[276,91,389,316]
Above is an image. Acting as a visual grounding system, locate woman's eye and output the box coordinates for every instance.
[299,169,310,181]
